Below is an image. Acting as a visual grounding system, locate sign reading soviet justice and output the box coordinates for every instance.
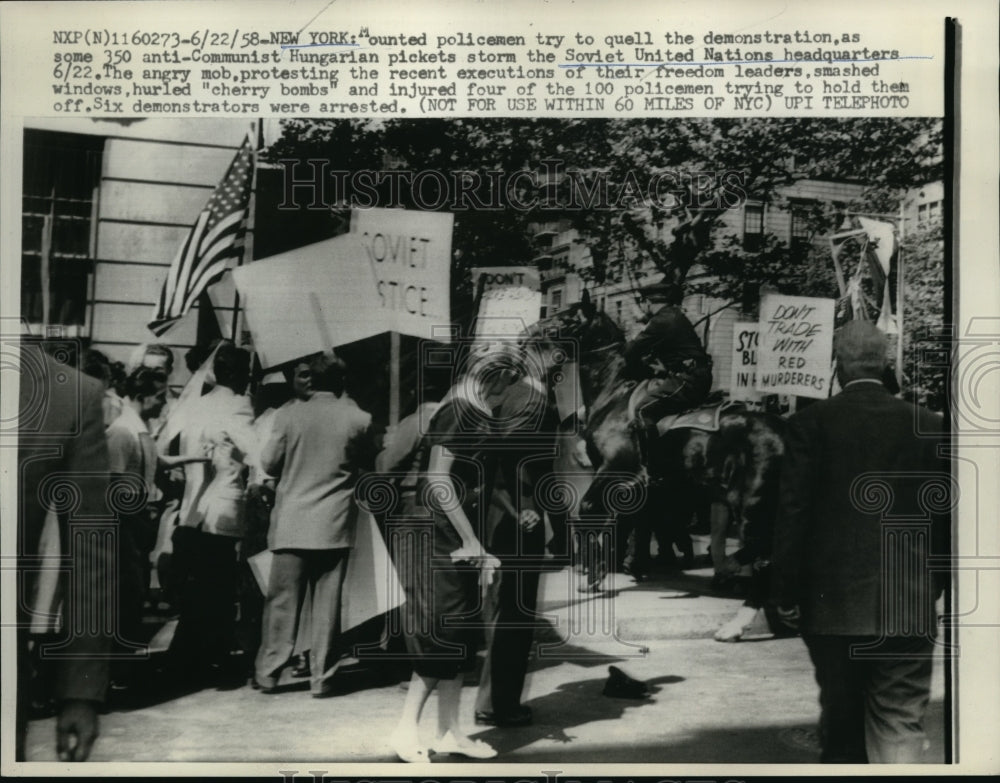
[351,207,454,338]
[755,294,835,399]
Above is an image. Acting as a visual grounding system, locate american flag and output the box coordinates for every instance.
[148,135,254,336]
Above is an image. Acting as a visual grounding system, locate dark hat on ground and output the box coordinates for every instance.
[603,665,651,699]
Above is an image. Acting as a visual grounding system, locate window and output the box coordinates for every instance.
[918,200,942,225]
[551,287,564,312]
[22,129,104,328]
[615,299,623,323]
[743,203,764,251]
[791,206,811,248]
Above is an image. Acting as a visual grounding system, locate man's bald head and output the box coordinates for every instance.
[834,320,889,385]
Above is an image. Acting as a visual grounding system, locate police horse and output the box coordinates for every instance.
[521,300,787,640]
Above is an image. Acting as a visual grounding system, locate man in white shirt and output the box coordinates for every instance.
[107,369,166,494]
[168,343,256,685]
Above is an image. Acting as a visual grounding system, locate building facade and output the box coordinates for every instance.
[20,118,254,387]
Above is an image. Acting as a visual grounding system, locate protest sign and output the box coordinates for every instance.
[755,294,835,399]
[730,321,762,401]
[351,208,454,340]
[471,266,541,337]
[231,234,383,368]
[341,512,405,631]
[236,209,454,368]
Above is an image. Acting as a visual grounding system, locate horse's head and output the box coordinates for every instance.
[521,298,625,376]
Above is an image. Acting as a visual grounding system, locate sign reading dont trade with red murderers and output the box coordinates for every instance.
[755,294,835,399]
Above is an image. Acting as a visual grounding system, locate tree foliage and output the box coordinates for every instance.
[264,117,945,406]
[899,220,947,410]
[265,116,940,283]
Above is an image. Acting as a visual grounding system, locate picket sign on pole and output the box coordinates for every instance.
[755,294,836,400]
[233,208,455,370]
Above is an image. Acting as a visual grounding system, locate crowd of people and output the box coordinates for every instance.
[18,334,560,761]
[14,313,948,765]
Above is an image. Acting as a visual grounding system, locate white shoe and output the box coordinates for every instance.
[432,730,498,759]
[390,729,429,763]
[713,606,759,642]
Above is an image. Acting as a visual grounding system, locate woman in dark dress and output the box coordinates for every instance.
[389,343,520,762]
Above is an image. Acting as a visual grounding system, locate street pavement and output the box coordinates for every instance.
[23,562,949,766]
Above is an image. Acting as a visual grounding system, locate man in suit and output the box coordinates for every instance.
[254,352,373,697]
[15,341,113,761]
[771,320,950,763]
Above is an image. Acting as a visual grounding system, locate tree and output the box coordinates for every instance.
[265,116,940,288]
[899,220,947,410]
[263,118,945,404]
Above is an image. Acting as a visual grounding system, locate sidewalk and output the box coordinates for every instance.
[536,561,763,645]
[23,564,949,765]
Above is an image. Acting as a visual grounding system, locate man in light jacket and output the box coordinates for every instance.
[254,352,373,697]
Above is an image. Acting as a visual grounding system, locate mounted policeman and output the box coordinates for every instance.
[622,280,714,482]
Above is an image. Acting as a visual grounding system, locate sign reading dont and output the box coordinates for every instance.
[755,294,835,399]
[471,266,541,337]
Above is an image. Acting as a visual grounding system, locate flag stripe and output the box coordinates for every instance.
[170,211,210,313]
[157,240,188,311]
[198,211,245,256]
[181,223,247,311]
[148,135,254,336]
[164,214,206,304]
[182,258,231,313]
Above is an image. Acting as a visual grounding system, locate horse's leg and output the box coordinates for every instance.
[623,491,657,578]
[672,498,695,570]
[574,467,621,593]
[709,499,730,585]
[655,479,694,570]
[586,529,611,592]
[551,430,592,573]
[716,476,770,641]
[575,393,644,592]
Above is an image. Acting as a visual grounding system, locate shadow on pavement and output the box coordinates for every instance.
[467,696,948,764]
[475,719,821,763]
[528,620,641,671]
[468,672,685,758]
